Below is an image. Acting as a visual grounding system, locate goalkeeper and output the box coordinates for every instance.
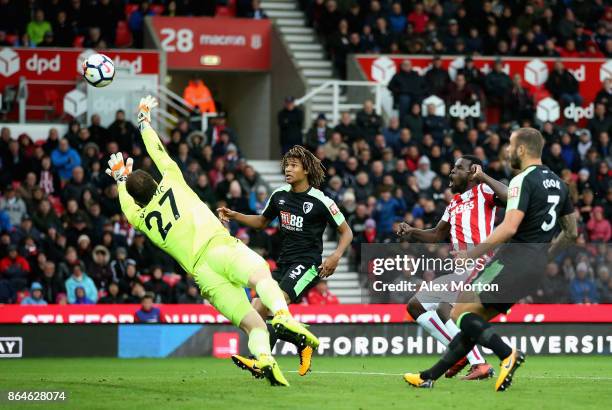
[107,96,318,387]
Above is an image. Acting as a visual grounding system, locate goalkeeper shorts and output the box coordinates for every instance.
[192,235,270,326]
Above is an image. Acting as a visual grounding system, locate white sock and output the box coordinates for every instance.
[255,278,288,314]
[445,319,485,365]
[416,311,453,346]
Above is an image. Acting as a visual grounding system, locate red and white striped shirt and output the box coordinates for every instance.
[441,183,497,250]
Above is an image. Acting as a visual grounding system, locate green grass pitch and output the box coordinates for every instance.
[2,356,611,409]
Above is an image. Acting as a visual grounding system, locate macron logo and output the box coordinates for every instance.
[0,48,20,78]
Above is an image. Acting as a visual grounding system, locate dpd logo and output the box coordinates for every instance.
[26,53,61,75]
[0,48,20,77]
[564,103,594,121]
[449,101,481,119]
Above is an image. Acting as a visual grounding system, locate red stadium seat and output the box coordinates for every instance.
[215,6,232,17]
[73,35,85,48]
[115,21,133,48]
[125,4,139,19]
[162,273,182,288]
[150,4,165,15]
[48,195,64,216]
[6,34,17,45]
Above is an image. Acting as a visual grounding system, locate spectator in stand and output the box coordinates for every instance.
[26,9,52,45]
[0,244,29,291]
[323,132,349,161]
[0,186,27,227]
[388,60,426,123]
[306,280,339,305]
[144,266,173,304]
[21,282,47,305]
[595,266,610,302]
[587,206,611,243]
[134,293,164,323]
[425,56,450,98]
[423,104,448,143]
[305,113,332,151]
[128,1,153,48]
[334,112,360,144]
[356,100,382,140]
[546,61,583,107]
[535,263,569,303]
[65,264,97,304]
[73,286,95,304]
[98,281,124,304]
[484,60,511,112]
[52,10,74,47]
[388,2,406,35]
[414,156,437,190]
[40,261,64,303]
[183,78,217,114]
[178,281,204,304]
[51,139,81,182]
[595,78,612,113]
[374,186,406,238]
[247,0,268,19]
[108,109,139,153]
[570,262,599,304]
[278,96,303,155]
[589,103,612,139]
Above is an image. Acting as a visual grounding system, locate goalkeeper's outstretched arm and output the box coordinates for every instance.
[106,153,141,227]
[137,95,181,175]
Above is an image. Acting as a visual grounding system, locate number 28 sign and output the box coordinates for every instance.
[151,16,271,71]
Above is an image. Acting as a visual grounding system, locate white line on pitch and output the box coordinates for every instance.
[287,370,612,381]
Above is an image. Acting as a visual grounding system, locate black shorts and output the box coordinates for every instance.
[272,262,320,303]
[470,245,547,314]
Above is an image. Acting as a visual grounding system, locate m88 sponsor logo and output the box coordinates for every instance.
[280,211,303,231]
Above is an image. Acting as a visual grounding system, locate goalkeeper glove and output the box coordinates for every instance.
[137,95,158,130]
[105,153,133,183]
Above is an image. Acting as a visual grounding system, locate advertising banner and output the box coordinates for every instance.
[1,323,609,358]
[0,47,160,120]
[356,55,611,123]
[150,17,271,71]
[1,304,610,324]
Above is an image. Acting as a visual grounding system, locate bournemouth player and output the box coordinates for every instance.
[404,128,577,391]
[218,145,353,376]
[398,155,507,380]
[109,96,319,387]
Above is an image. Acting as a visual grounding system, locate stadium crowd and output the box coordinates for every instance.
[0,0,265,49]
[279,76,612,304]
[305,0,612,79]
[0,111,298,305]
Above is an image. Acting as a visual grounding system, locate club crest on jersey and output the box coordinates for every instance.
[303,202,313,214]
[461,190,474,201]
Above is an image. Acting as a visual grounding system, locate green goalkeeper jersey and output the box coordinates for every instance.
[117,125,230,273]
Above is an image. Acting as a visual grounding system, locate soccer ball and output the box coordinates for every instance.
[82,53,115,88]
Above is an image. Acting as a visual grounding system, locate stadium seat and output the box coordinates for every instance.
[215,6,232,17]
[6,34,17,45]
[124,4,139,19]
[115,21,133,48]
[73,35,85,48]
[150,4,165,15]
[162,273,182,288]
